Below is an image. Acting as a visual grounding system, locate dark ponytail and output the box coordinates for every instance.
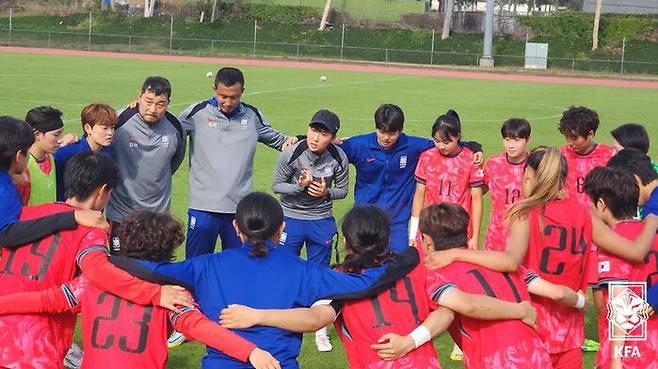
[431,109,462,141]
[340,205,394,273]
[235,192,284,257]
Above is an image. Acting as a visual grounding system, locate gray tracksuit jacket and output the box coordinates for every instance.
[106,107,186,223]
[272,140,349,220]
[179,100,287,214]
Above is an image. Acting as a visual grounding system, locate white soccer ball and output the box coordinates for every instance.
[320,76,328,82]
[206,72,213,78]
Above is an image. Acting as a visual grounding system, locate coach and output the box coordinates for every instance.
[180,67,297,258]
[107,76,186,253]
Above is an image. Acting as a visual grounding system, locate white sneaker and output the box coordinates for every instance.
[63,343,83,369]
[168,331,187,348]
[315,333,333,352]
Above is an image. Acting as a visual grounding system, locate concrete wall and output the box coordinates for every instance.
[583,0,658,14]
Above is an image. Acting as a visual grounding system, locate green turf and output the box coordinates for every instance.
[1,51,657,369]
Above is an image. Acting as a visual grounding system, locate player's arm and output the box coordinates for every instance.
[78,248,193,312]
[326,153,349,200]
[0,277,84,315]
[461,140,484,166]
[526,277,586,310]
[435,286,537,329]
[172,307,281,369]
[468,185,484,250]
[409,181,426,244]
[371,306,455,361]
[170,122,187,175]
[592,212,658,262]
[220,303,337,333]
[271,152,305,195]
[0,210,108,248]
[256,111,292,151]
[425,217,529,272]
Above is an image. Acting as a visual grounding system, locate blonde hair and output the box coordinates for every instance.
[505,146,568,223]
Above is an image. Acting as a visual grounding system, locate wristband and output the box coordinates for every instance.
[409,217,419,240]
[408,325,431,348]
[574,293,586,309]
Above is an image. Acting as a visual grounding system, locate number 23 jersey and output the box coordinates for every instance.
[525,198,595,354]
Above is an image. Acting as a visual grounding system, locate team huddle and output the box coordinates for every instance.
[0,66,657,369]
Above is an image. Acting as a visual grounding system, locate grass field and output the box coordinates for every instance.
[1,51,657,368]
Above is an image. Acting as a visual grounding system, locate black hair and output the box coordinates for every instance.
[431,110,461,141]
[64,151,120,201]
[607,148,658,186]
[610,124,650,154]
[25,106,64,132]
[340,205,394,273]
[558,106,599,138]
[235,192,284,257]
[214,67,245,88]
[119,210,184,262]
[419,203,469,251]
[0,116,35,171]
[374,104,404,132]
[584,167,639,221]
[501,118,531,140]
[309,122,332,135]
[140,76,172,100]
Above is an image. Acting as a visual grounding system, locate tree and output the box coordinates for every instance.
[592,0,602,50]
[319,0,332,31]
[441,0,455,39]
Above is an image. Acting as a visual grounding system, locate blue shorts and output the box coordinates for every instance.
[185,209,242,258]
[276,216,337,267]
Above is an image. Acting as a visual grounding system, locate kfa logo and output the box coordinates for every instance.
[240,118,248,130]
[278,232,288,245]
[161,135,170,148]
[399,155,407,169]
[607,282,649,342]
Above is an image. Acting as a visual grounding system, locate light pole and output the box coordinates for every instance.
[480,0,495,68]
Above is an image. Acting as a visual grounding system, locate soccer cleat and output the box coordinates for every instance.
[582,338,600,352]
[315,333,333,352]
[63,343,84,369]
[168,331,187,348]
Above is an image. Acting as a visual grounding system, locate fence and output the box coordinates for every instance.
[2,14,658,75]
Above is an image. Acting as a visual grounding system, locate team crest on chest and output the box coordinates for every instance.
[161,135,170,148]
[240,118,249,130]
[399,155,407,169]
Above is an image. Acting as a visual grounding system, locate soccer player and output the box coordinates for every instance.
[178,67,297,258]
[0,116,108,248]
[271,109,348,352]
[0,152,192,369]
[558,106,615,210]
[338,104,483,252]
[54,103,116,201]
[110,192,423,369]
[0,209,281,369]
[107,76,186,253]
[610,122,658,173]
[219,204,541,369]
[410,110,484,250]
[17,106,65,205]
[423,147,658,369]
[608,148,658,218]
[483,118,531,251]
[583,166,658,369]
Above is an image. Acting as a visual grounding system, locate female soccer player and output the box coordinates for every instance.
[410,110,484,251]
[424,147,658,369]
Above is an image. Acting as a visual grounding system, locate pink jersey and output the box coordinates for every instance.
[525,199,595,354]
[427,261,552,369]
[415,147,484,236]
[560,144,615,210]
[483,152,526,251]
[0,275,85,369]
[595,221,658,369]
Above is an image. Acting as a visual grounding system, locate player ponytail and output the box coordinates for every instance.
[506,146,568,223]
[340,205,394,273]
[432,110,462,141]
[235,192,284,257]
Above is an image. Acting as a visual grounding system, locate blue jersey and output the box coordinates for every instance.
[643,186,658,219]
[54,137,112,201]
[137,243,415,369]
[339,133,433,226]
[0,171,22,231]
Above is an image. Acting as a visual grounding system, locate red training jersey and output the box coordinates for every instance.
[524,198,595,354]
[415,147,484,236]
[333,265,440,369]
[426,261,552,369]
[560,144,615,210]
[595,221,658,369]
[483,152,526,251]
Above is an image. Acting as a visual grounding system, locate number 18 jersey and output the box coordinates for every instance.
[525,198,594,354]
